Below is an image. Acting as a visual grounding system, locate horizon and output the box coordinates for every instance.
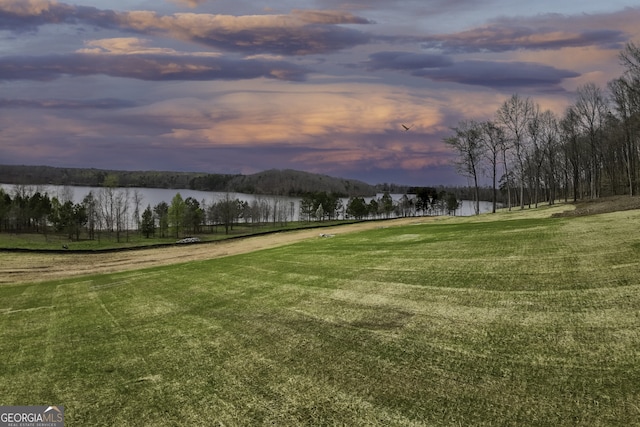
[0,1,638,186]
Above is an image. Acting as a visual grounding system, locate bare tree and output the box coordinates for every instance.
[217,192,240,234]
[614,42,640,195]
[479,121,505,213]
[444,120,483,215]
[114,188,129,242]
[560,107,583,201]
[527,103,545,207]
[57,185,74,204]
[83,191,98,240]
[609,76,639,196]
[574,83,608,199]
[132,189,144,234]
[539,110,561,205]
[98,174,120,235]
[619,41,640,78]
[497,94,534,209]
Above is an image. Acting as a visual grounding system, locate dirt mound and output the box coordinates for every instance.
[552,195,640,218]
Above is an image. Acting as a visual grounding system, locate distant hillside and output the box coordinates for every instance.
[225,169,376,197]
[0,165,377,197]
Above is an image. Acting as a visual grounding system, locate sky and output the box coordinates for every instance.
[0,0,639,187]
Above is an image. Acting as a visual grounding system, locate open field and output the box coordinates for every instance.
[1,200,640,425]
[0,218,424,284]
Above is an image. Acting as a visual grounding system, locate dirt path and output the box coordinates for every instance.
[1,218,426,285]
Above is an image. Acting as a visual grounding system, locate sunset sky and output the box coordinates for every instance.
[1,0,639,186]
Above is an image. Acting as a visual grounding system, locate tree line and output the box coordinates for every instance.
[343,188,460,220]
[0,182,301,241]
[0,181,462,242]
[445,42,640,214]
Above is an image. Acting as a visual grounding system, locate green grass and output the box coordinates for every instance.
[0,231,178,250]
[0,220,356,250]
[2,208,640,425]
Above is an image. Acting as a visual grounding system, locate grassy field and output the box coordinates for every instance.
[1,205,640,425]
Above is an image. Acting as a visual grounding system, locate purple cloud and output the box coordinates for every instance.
[422,27,626,53]
[187,24,371,56]
[363,51,453,71]
[0,98,136,109]
[0,1,119,32]
[414,60,580,89]
[359,51,579,90]
[0,1,373,56]
[0,53,309,81]
[419,11,633,54]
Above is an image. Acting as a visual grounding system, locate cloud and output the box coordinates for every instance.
[414,60,580,90]
[0,1,373,55]
[0,52,309,81]
[363,51,453,71]
[118,11,372,55]
[422,27,626,54]
[0,0,53,15]
[419,10,637,54]
[0,81,452,181]
[360,51,579,90]
[314,0,475,14]
[0,0,119,32]
[290,9,372,25]
[118,82,447,181]
[0,98,136,109]
[77,37,221,56]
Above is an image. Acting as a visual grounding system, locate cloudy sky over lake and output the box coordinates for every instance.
[1,0,639,186]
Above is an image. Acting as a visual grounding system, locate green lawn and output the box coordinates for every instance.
[1,208,640,425]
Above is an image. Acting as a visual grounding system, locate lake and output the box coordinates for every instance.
[0,183,496,219]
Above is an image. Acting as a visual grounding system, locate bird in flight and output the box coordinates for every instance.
[402,124,412,131]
